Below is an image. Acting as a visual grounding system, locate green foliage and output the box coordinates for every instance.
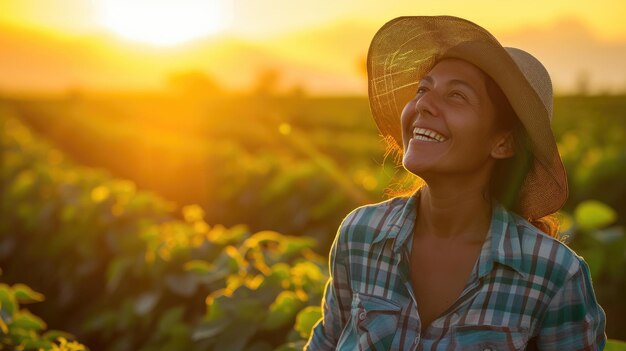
[607,339,626,351]
[554,96,626,220]
[563,200,626,339]
[45,337,87,351]
[0,110,327,350]
[294,306,322,338]
[574,200,618,232]
[0,282,87,350]
[191,231,326,350]
[9,96,385,252]
[2,93,626,347]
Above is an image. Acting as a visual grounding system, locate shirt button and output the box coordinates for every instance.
[358,311,367,321]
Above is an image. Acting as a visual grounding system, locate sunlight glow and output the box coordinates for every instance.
[97,0,232,46]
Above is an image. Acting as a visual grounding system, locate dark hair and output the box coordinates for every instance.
[485,76,561,238]
[485,76,532,211]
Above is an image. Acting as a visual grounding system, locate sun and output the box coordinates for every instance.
[97,0,232,46]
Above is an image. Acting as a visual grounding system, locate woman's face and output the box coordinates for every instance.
[400,58,511,179]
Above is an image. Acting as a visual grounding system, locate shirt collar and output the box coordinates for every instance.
[477,202,526,279]
[371,190,526,278]
[372,190,420,253]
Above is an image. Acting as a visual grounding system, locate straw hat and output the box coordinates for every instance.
[367,16,568,220]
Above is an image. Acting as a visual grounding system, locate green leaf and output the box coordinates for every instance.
[283,237,317,258]
[294,306,321,338]
[262,263,291,289]
[19,338,54,350]
[574,200,617,231]
[290,261,325,289]
[208,225,249,245]
[12,310,47,331]
[0,284,16,317]
[12,283,45,304]
[263,291,302,330]
[184,260,215,274]
[182,204,205,223]
[606,339,626,351]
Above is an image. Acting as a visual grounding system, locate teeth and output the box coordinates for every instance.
[413,128,447,142]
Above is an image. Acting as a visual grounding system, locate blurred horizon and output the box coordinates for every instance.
[2,0,626,96]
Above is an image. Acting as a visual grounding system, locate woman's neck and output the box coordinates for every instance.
[415,183,492,243]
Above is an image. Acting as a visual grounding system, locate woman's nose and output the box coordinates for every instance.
[414,90,440,117]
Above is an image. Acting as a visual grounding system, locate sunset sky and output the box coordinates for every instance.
[1,0,626,94]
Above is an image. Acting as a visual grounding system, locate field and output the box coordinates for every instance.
[1,93,625,349]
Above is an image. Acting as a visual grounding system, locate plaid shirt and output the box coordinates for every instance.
[306,193,606,350]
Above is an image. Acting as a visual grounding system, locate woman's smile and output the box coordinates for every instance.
[412,127,448,142]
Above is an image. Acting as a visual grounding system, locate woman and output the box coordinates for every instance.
[306,16,606,350]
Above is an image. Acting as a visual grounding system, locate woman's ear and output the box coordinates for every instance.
[491,131,515,159]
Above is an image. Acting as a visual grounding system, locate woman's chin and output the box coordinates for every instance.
[402,156,434,178]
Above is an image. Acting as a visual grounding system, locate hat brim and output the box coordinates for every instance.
[367,16,568,219]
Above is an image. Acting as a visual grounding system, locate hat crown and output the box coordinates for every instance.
[505,47,554,121]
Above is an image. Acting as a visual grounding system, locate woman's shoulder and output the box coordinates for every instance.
[508,211,585,283]
[343,196,410,222]
[335,196,412,245]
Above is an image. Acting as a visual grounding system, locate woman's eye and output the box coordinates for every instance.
[450,91,467,100]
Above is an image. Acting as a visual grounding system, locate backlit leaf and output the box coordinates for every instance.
[575,200,617,231]
[263,291,301,330]
[294,306,322,338]
[13,283,45,304]
[606,339,626,351]
[12,310,47,331]
[0,284,16,317]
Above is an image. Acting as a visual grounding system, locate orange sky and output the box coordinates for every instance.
[1,0,626,95]
[3,0,626,41]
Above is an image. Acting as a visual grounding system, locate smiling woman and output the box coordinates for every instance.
[97,0,232,46]
[306,16,607,351]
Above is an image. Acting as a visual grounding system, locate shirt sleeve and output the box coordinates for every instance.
[535,258,606,350]
[304,225,352,350]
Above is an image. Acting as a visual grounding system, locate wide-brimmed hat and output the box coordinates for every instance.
[367,16,568,220]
